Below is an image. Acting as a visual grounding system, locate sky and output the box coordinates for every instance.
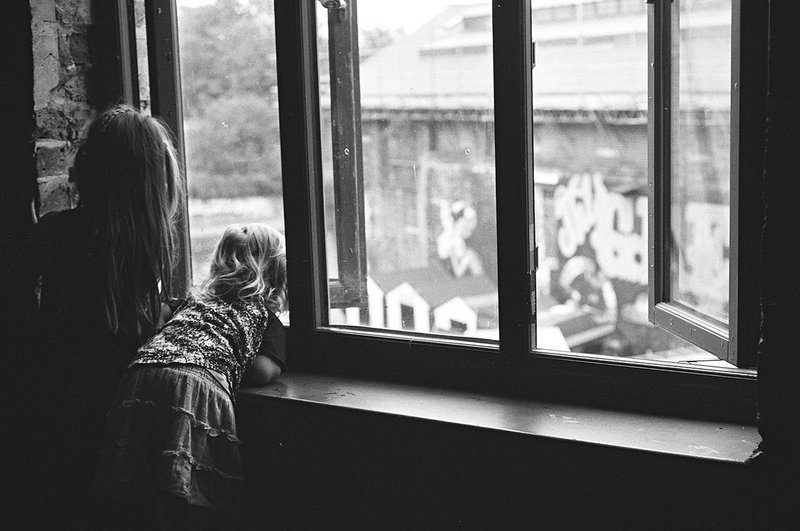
[176,0,482,33]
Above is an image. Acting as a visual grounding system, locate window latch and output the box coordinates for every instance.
[319,0,347,9]
[528,270,537,323]
[529,245,539,323]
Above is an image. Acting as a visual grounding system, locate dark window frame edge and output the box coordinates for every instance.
[323,2,369,313]
[145,0,192,296]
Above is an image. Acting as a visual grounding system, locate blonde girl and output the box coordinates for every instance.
[96,223,288,529]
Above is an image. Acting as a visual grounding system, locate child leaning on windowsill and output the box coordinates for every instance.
[96,222,288,529]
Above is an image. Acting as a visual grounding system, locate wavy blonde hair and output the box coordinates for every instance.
[201,223,287,313]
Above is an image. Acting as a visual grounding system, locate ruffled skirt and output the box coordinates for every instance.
[95,364,244,512]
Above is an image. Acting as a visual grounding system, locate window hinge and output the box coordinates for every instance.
[531,41,536,68]
[529,245,539,323]
[319,0,346,9]
[531,244,539,271]
[528,270,537,323]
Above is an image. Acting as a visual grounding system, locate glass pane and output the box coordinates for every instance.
[133,0,150,114]
[670,0,731,324]
[532,1,722,365]
[175,0,285,288]
[319,1,499,339]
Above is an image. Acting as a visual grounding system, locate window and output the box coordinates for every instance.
[133,0,285,293]
[316,0,499,339]
[531,0,730,366]
[175,0,284,288]
[138,0,765,422]
[139,0,193,294]
[649,0,760,368]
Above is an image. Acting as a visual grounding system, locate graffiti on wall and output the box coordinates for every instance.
[676,202,729,321]
[436,200,484,278]
[553,173,729,320]
[554,173,648,285]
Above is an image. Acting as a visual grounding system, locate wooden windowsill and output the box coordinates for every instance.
[238,371,759,465]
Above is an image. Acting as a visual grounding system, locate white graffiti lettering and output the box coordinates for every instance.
[554,174,729,318]
[555,174,648,284]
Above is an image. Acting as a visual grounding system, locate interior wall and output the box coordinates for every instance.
[0,2,36,271]
[238,394,757,528]
[754,2,800,525]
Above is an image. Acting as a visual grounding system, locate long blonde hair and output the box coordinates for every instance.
[74,104,182,337]
[201,223,287,314]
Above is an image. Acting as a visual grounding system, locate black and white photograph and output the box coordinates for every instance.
[2,0,798,528]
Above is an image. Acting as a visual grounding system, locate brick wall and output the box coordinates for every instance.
[30,0,95,216]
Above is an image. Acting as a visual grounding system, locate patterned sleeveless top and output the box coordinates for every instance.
[132,297,273,395]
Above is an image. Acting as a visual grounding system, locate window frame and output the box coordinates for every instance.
[647,0,766,368]
[140,0,760,424]
[271,0,756,423]
[318,1,369,312]
[143,0,193,296]
[92,0,141,109]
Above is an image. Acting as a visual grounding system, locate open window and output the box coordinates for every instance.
[136,0,290,300]
[315,0,500,338]
[143,0,192,296]
[316,0,368,313]
[527,0,759,369]
[93,0,192,298]
[309,0,762,369]
[292,0,762,360]
[648,0,764,368]
[132,0,761,421]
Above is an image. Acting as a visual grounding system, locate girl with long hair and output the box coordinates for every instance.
[3,104,183,524]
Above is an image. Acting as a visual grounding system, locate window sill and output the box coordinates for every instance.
[238,371,759,465]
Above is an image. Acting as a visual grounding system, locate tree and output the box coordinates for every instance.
[185,94,282,199]
[179,0,278,117]
[178,0,281,198]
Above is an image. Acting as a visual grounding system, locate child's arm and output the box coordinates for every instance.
[247,354,282,385]
[244,313,287,385]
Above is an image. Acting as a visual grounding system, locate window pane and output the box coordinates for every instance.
[176,0,285,288]
[532,1,720,364]
[319,1,499,340]
[670,0,731,324]
[133,0,150,114]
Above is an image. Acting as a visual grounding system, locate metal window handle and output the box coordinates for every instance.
[319,0,346,9]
